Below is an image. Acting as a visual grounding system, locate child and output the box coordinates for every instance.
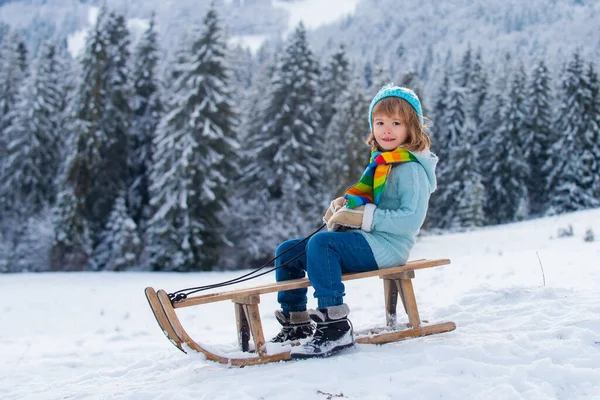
[272,85,438,359]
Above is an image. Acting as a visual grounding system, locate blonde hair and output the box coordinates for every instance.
[366,97,431,152]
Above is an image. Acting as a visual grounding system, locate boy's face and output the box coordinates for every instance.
[372,113,408,151]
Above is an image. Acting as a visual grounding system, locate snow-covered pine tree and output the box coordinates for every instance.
[455,44,472,88]
[236,42,279,144]
[424,69,452,229]
[16,39,28,76]
[93,195,141,271]
[51,7,111,270]
[88,10,132,240]
[546,52,600,214]
[324,72,370,200]
[468,48,488,127]
[228,43,255,90]
[0,231,7,273]
[448,124,486,229]
[419,45,434,82]
[584,62,600,200]
[1,41,65,217]
[221,46,280,267]
[477,66,507,225]
[129,13,162,228]
[146,7,238,272]
[524,59,553,215]
[430,71,451,157]
[229,23,322,264]
[243,22,322,214]
[0,31,27,160]
[433,84,485,228]
[319,44,350,130]
[51,185,92,271]
[363,60,373,89]
[12,211,54,272]
[0,22,9,44]
[484,66,530,224]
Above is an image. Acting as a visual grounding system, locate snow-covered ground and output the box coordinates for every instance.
[2,209,600,399]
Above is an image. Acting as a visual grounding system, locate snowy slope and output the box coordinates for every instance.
[1,209,599,399]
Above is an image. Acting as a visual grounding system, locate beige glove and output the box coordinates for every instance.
[322,197,346,223]
[326,206,365,232]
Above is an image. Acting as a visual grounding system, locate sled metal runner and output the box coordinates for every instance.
[145,258,456,366]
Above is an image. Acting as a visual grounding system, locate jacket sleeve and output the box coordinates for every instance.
[362,163,431,236]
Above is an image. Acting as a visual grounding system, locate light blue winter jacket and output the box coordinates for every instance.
[355,150,438,268]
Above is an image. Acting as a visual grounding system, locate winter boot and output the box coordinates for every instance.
[270,310,315,343]
[290,304,354,359]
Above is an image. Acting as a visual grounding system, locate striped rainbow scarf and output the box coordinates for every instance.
[344,148,417,209]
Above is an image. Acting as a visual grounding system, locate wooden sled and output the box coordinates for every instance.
[145,258,456,367]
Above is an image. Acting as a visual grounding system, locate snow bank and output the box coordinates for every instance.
[1,209,599,399]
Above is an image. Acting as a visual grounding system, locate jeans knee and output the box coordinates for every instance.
[276,239,298,258]
[306,232,330,254]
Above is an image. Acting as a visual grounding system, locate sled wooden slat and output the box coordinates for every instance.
[355,322,457,345]
[145,257,455,366]
[234,303,251,352]
[144,287,186,353]
[383,279,399,329]
[173,258,450,309]
[399,279,420,328]
[155,289,292,366]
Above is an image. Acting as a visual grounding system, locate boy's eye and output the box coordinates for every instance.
[393,121,402,126]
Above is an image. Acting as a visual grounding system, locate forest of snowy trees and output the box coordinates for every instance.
[0,6,599,272]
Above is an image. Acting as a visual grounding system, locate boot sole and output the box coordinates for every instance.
[290,342,355,360]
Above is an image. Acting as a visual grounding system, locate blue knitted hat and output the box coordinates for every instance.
[368,84,424,130]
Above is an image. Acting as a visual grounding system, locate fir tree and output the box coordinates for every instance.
[363,60,373,89]
[12,211,54,272]
[455,44,472,88]
[584,63,600,200]
[89,10,133,239]
[478,69,509,224]
[93,195,141,271]
[430,70,452,148]
[228,44,255,90]
[319,44,350,129]
[231,23,322,263]
[0,32,27,143]
[448,126,486,229]
[524,60,553,215]
[0,231,7,273]
[324,73,370,199]
[51,185,92,271]
[433,85,485,228]
[147,8,238,271]
[242,23,322,213]
[1,41,65,216]
[546,52,600,214]
[51,7,112,269]
[485,67,530,224]
[468,49,488,127]
[222,47,280,267]
[16,39,28,75]
[324,72,369,199]
[425,70,452,229]
[129,14,162,227]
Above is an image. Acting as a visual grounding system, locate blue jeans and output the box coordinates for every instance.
[275,231,378,313]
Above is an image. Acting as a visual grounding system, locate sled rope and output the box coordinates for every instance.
[168,223,325,303]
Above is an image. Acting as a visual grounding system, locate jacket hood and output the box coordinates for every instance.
[409,149,438,193]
